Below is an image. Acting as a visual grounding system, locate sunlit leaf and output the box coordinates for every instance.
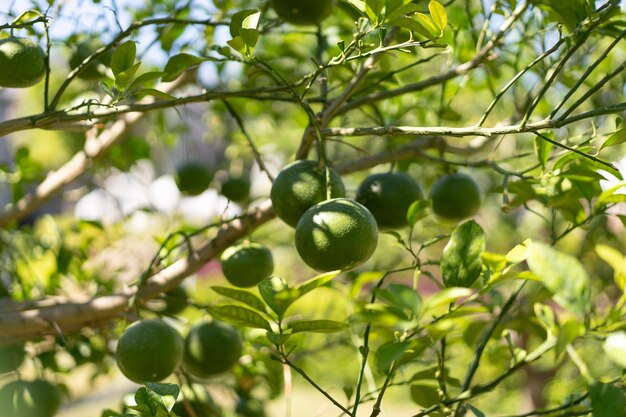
[441,220,486,288]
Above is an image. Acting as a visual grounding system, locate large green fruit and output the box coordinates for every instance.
[0,379,60,417]
[271,0,337,25]
[270,160,345,228]
[183,321,242,378]
[295,198,378,271]
[356,172,424,229]
[0,342,26,373]
[115,319,183,383]
[0,37,46,88]
[429,173,481,221]
[220,242,274,288]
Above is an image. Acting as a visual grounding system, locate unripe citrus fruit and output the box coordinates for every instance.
[69,40,112,80]
[270,160,346,227]
[0,342,26,373]
[175,162,214,196]
[183,321,242,378]
[429,173,481,221]
[356,172,424,229]
[295,198,378,271]
[271,0,337,25]
[0,37,46,88]
[220,242,274,288]
[115,319,183,383]
[171,384,221,417]
[220,175,251,202]
[146,285,188,316]
[0,379,60,417]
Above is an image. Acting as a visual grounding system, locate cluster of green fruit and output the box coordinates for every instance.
[0,343,60,417]
[175,161,251,202]
[115,318,242,384]
[268,160,481,273]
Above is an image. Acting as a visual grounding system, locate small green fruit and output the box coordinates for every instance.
[183,321,242,378]
[0,379,60,417]
[220,242,274,288]
[0,37,46,88]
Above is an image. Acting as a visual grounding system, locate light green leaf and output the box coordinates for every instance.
[407,199,431,226]
[211,286,267,312]
[145,383,179,412]
[555,319,581,359]
[534,135,553,169]
[595,244,626,291]
[115,62,141,91]
[423,287,474,312]
[111,41,136,76]
[596,181,626,208]
[600,128,626,150]
[603,332,626,369]
[428,1,447,31]
[258,276,293,318]
[163,53,205,82]
[375,283,421,318]
[385,3,421,23]
[376,339,426,374]
[127,71,166,93]
[527,242,591,316]
[297,270,340,297]
[441,220,486,288]
[230,9,260,37]
[287,319,348,334]
[208,305,272,330]
[227,36,246,54]
[414,12,442,38]
[590,382,626,417]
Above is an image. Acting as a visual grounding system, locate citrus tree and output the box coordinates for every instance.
[0,0,625,416]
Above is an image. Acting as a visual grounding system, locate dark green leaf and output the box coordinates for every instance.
[441,220,486,288]
[527,242,591,316]
[258,276,294,318]
[534,135,553,169]
[410,380,440,408]
[111,41,136,76]
[145,383,179,412]
[287,320,348,333]
[163,53,205,82]
[133,89,176,100]
[115,62,141,91]
[211,286,267,312]
[208,305,272,330]
[590,382,626,417]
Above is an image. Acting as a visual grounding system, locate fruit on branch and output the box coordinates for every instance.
[220,175,251,202]
[0,379,60,417]
[0,37,46,88]
[0,342,26,373]
[270,0,337,26]
[146,285,189,316]
[270,160,346,227]
[220,241,274,288]
[295,198,378,271]
[69,39,113,80]
[429,173,481,221]
[183,321,242,378]
[356,172,424,229]
[175,162,214,196]
[115,319,184,383]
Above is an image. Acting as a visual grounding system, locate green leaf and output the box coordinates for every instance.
[385,3,420,23]
[465,404,486,417]
[115,62,141,91]
[365,0,383,22]
[376,339,426,374]
[133,89,176,100]
[111,41,136,76]
[229,9,260,37]
[414,12,442,38]
[208,305,272,331]
[145,383,179,412]
[596,181,626,208]
[127,71,166,93]
[375,283,421,318]
[211,286,267,312]
[133,386,171,416]
[163,53,205,82]
[390,17,434,39]
[600,128,626,150]
[590,382,626,417]
[428,1,447,31]
[527,242,591,316]
[287,320,348,334]
[258,276,292,318]
[595,244,626,291]
[603,332,626,369]
[407,200,431,226]
[423,287,474,312]
[227,36,246,54]
[441,220,486,288]
[555,319,581,359]
[296,270,340,297]
[534,135,553,169]
[410,380,440,408]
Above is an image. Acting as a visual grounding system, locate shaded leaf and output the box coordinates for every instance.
[211,286,267,312]
[287,320,348,334]
[407,199,431,226]
[441,220,486,288]
[590,382,626,417]
[208,305,272,330]
[111,41,136,76]
[163,53,205,82]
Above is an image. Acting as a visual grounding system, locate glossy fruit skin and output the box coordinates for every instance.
[220,242,274,288]
[69,40,113,80]
[220,176,251,202]
[0,37,46,88]
[175,162,214,196]
[356,172,424,229]
[0,342,26,373]
[270,160,346,228]
[0,379,60,417]
[429,173,481,221]
[295,198,378,272]
[271,0,337,25]
[183,321,242,378]
[115,319,183,383]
